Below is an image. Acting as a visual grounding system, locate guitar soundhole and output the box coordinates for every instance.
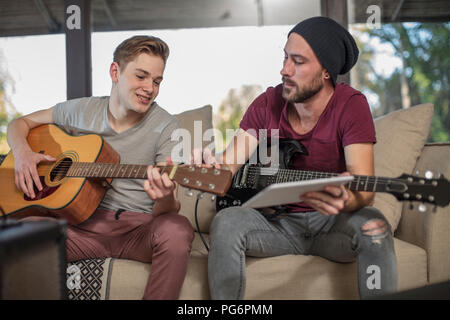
[50,157,72,182]
[23,157,72,201]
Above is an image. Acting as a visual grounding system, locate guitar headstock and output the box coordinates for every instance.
[395,173,450,208]
[170,165,232,197]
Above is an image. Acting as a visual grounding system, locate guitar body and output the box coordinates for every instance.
[0,124,119,225]
[216,139,308,211]
[216,184,259,210]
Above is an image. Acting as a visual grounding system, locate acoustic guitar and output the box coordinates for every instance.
[0,124,232,225]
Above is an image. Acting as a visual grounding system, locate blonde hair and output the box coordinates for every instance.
[113,35,170,70]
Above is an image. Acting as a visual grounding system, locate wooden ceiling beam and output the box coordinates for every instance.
[100,0,118,27]
[33,0,61,33]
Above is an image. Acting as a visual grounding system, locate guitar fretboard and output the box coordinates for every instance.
[66,162,170,179]
[252,167,407,193]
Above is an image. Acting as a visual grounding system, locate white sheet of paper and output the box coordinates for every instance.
[241,175,355,208]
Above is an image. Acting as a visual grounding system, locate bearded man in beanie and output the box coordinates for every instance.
[193,16,397,299]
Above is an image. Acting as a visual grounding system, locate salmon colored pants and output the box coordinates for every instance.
[22,209,194,300]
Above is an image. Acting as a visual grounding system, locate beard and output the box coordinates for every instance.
[282,71,324,103]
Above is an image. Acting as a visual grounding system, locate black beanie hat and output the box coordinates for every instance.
[288,16,359,86]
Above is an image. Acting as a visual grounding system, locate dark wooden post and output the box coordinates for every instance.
[64,0,92,100]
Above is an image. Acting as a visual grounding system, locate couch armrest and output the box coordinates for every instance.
[395,143,450,284]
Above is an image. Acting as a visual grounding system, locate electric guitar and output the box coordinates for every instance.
[0,124,232,225]
[216,139,450,212]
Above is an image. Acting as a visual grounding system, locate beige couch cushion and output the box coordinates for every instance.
[104,255,210,300]
[396,143,450,283]
[175,104,214,151]
[372,103,434,231]
[244,237,427,299]
[175,105,217,233]
[178,187,216,233]
[103,234,427,300]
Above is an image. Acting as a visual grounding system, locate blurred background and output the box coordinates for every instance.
[0,0,449,153]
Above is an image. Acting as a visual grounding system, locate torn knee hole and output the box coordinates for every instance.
[361,219,387,236]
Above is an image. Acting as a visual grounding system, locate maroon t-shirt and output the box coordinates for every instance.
[239,83,376,212]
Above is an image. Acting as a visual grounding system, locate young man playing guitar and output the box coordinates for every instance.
[7,36,194,300]
[194,17,397,299]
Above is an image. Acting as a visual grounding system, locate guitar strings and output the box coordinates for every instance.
[254,169,402,184]
[244,166,422,185]
[39,162,428,186]
[37,161,173,177]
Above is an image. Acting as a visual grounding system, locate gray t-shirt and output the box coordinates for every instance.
[53,96,179,213]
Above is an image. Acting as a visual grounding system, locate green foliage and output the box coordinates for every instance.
[353,22,450,142]
[214,85,263,150]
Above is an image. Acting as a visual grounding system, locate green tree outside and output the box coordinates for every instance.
[351,22,450,142]
[214,84,263,151]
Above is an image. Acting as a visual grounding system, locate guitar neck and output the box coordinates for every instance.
[258,167,405,193]
[43,159,232,196]
[66,162,171,179]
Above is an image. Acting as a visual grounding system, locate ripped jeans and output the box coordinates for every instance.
[208,206,397,300]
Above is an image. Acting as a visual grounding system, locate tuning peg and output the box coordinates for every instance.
[418,203,427,213]
[415,170,420,176]
[211,195,216,202]
[197,192,204,200]
[425,171,433,179]
[186,189,194,197]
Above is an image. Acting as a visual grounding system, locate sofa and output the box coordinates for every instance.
[66,102,450,300]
